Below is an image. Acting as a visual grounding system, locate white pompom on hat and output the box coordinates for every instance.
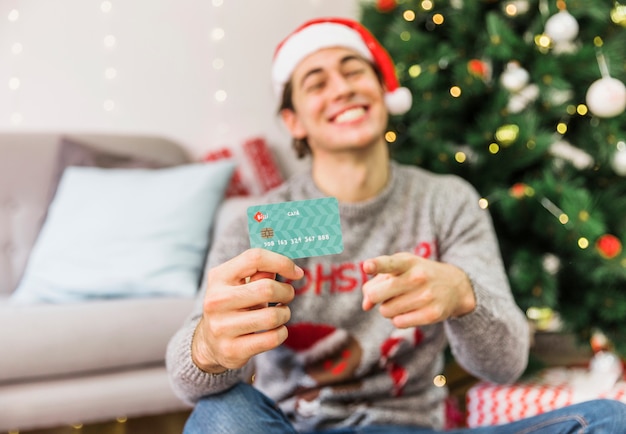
[272,17,412,115]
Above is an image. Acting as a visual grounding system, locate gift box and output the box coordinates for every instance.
[466,361,626,427]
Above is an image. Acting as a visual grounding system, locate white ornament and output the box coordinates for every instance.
[552,40,579,55]
[542,253,561,275]
[501,61,529,92]
[450,0,464,9]
[586,77,626,118]
[546,88,574,106]
[545,10,579,43]
[571,351,623,402]
[507,84,539,113]
[549,140,594,170]
[611,142,626,176]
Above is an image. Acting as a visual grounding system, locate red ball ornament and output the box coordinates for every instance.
[468,59,491,81]
[590,329,610,353]
[509,182,527,199]
[377,0,397,12]
[596,234,622,259]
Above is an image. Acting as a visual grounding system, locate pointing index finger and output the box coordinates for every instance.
[363,253,412,276]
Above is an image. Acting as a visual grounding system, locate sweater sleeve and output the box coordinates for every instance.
[436,176,529,384]
[165,312,252,404]
[165,213,255,404]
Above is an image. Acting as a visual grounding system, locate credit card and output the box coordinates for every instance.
[247,197,344,259]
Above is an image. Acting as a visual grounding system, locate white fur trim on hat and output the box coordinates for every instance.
[385,87,413,115]
[272,22,372,97]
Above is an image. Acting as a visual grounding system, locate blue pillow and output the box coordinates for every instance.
[11,161,235,304]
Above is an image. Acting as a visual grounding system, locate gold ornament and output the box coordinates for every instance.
[495,124,520,146]
[611,2,626,27]
[526,306,558,331]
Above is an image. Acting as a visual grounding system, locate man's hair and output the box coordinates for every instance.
[278,60,384,159]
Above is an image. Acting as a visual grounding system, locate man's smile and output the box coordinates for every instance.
[331,106,368,124]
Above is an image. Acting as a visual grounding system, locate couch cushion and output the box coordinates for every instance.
[11,161,234,304]
[0,134,192,297]
[0,296,196,383]
[0,136,67,297]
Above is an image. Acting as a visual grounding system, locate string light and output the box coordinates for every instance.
[384,131,396,143]
[579,210,590,222]
[421,0,434,10]
[103,100,115,111]
[102,3,117,112]
[408,64,422,78]
[212,58,224,70]
[433,374,447,387]
[104,67,117,80]
[578,237,590,249]
[100,1,112,13]
[504,3,519,17]
[478,198,489,209]
[10,112,22,124]
[8,5,23,124]
[535,34,551,49]
[403,10,416,22]
[209,0,228,115]
[211,28,225,41]
[215,89,227,102]
[8,77,20,90]
[7,9,19,22]
[103,34,116,48]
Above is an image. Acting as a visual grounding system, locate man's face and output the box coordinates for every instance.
[281,47,388,155]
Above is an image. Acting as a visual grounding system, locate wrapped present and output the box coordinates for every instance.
[466,352,626,427]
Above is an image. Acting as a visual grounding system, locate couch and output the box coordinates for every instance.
[0,133,239,431]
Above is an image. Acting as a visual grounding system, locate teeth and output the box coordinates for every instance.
[335,107,365,123]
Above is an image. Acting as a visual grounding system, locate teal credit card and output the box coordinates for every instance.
[247,197,344,259]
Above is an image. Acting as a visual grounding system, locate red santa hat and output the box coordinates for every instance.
[272,17,412,115]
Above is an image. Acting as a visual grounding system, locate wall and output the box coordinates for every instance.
[0,0,360,174]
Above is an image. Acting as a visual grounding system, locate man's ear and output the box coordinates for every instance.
[280,108,307,140]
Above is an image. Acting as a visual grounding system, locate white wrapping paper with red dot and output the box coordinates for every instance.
[465,367,626,427]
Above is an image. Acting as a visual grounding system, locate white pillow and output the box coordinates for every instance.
[11,161,234,304]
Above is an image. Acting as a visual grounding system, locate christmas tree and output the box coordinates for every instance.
[360,0,626,355]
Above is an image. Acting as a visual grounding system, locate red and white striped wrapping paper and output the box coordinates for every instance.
[466,367,626,427]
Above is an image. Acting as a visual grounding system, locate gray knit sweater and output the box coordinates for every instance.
[166,161,529,431]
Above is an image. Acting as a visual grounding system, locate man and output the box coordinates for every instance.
[167,17,626,433]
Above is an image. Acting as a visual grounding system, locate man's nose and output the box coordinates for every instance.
[328,73,354,98]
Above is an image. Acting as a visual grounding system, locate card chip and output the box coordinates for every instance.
[261,227,274,239]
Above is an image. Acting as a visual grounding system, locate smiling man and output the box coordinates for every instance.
[166,17,626,434]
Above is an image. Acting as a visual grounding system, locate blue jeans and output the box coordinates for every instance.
[184,382,626,434]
